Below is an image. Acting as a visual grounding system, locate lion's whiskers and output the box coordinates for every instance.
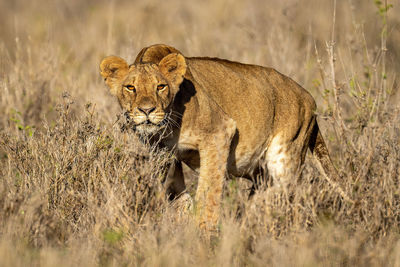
[166,115,180,129]
[170,110,183,118]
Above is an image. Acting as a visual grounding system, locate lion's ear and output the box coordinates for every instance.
[158,53,187,86]
[100,56,129,94]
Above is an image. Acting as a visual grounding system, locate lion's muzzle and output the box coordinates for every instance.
[125,110,168,135]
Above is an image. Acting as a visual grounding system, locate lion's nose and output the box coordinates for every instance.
[138,107,156,115]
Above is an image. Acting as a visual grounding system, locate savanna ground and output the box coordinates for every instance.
[0,0,399,266]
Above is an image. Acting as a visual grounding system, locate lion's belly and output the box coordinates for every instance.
[177,148,200,172]
[227,141,267,177]
[176,142,264,177]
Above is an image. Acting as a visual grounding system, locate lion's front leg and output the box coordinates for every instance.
[163,160,194,215]
[164,160,186,200]
[195,123,236,231]
[195,144,227,231]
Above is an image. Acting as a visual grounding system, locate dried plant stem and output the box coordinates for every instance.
[327,0,348,136]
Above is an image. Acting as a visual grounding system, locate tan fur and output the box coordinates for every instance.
[100,44,350,230]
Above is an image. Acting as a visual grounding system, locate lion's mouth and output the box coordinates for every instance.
[123,112,168,133]
[137,119,167,127]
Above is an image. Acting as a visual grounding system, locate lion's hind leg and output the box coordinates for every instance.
[248,165,270,197]
[265,136,298,188]
[265,134,303,189]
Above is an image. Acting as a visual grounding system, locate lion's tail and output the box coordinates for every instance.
[308,122,353,203]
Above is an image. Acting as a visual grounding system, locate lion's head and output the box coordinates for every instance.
[100,53,187,135]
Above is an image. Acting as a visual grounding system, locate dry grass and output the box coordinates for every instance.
[0,0,399,266]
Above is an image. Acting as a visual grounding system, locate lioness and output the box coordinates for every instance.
[100,44,349,229]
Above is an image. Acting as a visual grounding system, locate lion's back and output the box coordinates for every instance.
[186,57,315,135]
[186,57,274,123]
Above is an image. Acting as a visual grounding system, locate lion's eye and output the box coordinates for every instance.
[157,84,167,91]
[124,85,136,92]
